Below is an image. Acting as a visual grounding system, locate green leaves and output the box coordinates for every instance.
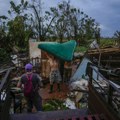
[0,48,10,63]
[45,0,100,43]
[0,0,101,59]
[43,99,68,111]
[0,16,8,20]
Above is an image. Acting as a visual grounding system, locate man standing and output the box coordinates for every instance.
[64,61,72,82]
[45,52,62,93]
[17,63,43,112]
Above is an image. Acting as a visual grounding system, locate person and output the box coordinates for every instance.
[17,63,43,112]
[59,60,65,82]
[64,61,72,82]
[45,52,62,93]
[71,59,80,76]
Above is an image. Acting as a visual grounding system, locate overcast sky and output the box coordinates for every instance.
[0,0,120,37]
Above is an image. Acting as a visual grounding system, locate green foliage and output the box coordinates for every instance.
[100,38,115,47]
[0,0,33,55]
[7,16,28,49]
[0,16,8,19]
[75,46,87,52]
[46,0,100,43]
[0,0,112,56]
[0,48,10,63]
[43,103,56,111]
[43,99,68,111]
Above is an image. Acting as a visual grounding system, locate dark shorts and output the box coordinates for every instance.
[26,92,42,112]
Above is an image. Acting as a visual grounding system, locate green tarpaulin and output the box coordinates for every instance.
[38,40,76,61]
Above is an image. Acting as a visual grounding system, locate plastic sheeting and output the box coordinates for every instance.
[70,57,104,82]
[38,40,76,61]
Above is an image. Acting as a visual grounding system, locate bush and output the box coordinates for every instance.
[0,48,10,64]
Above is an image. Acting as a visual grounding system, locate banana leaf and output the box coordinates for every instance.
[38,40,76,61]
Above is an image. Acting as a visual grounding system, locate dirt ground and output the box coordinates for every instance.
[39,82,70,103]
